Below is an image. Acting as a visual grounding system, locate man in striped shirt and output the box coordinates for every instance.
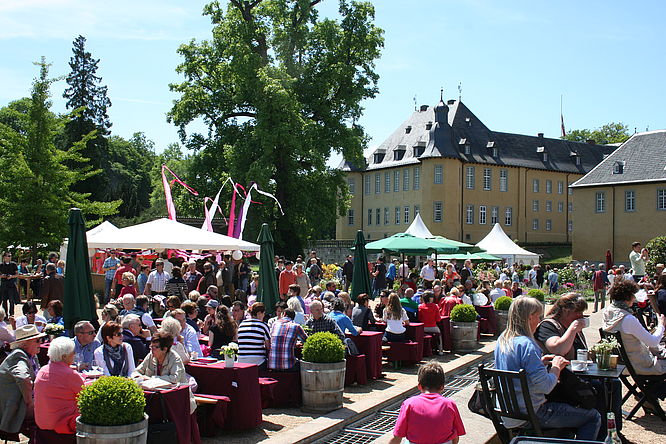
[268,309,307,371]
[237,302,270,368]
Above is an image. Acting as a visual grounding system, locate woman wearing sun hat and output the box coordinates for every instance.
[0,324,46,437]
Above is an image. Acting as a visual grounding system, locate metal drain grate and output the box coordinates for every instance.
[319,431,381,444]
[346,412,400,434]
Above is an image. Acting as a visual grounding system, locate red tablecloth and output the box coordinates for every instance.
[374,322,425,365]
[144,385,201,444]
[475,305,497,335]
[38,342,50,366]
[257,369,302,407]
[348,331,383,380]
[438,317,453,351]
[185,361,262,430]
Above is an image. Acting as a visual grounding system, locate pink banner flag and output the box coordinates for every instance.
[161,165,199,220]
[236,183,285,239]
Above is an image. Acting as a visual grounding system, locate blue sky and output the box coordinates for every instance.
[2,0,664,165]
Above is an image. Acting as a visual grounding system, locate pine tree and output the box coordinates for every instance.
[62,35,112,200]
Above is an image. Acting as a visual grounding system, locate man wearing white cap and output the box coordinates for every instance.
[0,324,46,436]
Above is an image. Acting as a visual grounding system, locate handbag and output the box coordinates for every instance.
[545,367,597,409]
[468,382,493,418]
[147,392,178,444]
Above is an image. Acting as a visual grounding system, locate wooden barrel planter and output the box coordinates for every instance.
[76,414,148,444]
[451,320,478,352]
[300,360,346,413]
[496,310,509,333]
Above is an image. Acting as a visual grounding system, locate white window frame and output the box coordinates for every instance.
[595,192,606,213]
[434,165,443,185]
[413,167,421,190]
[466,204,474,224]
[532,218,539,230]
[546,200,552,212]
[557,181,564,194]
[546,219,552,231]
[414,205,420,216]
[568,220,573,232]
[499,169,508,192]
[491,206,499,224]
[374,173,381,194]
[483,168,492,191]
[394,170,400,192]
[375,208,380,225]
[505,207,512,226]
[658,189,666,211]
[367,209,372,225]
[533,179,540,193]
[479,205,487,224]
[466,166,475,189]
[347,209,354,225]
[546,180,552,194]
[403,206,410,224]
[395,207,401,224]
[625,190,635,212]
[364,175,370,195]
[568,202,573,212]
[348,178,355,196]
[532,200,539,212]
[403,168,410,191]
[557,201,564,213]
[433,202,443,222]
[384,207,389,225]
[384,172,390,193]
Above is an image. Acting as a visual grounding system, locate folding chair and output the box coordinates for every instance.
[599,329,666,421]
[478,364,576,444]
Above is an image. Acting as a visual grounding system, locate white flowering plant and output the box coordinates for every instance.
[219,342,239,358]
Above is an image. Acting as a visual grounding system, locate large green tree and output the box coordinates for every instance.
[168,0,383,256]
[62,35,113,202]
[0,58,119,254]
[563,122,630,145]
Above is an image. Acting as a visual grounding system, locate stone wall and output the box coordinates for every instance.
[306,240,354,265]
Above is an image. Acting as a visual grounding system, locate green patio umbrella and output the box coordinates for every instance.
[256,223,279,315]
[350,230,373,302]
[428,235,481,253]
[63,208,97,331]
[362,233,457,255]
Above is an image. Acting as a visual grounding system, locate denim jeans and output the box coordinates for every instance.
[104,278,114,305]
[536,401,601,441]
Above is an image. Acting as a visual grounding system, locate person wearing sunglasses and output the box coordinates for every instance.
[13,301,47,332]
[73,321,100,370]
[93,321,135,377]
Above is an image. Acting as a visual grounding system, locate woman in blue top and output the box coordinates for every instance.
[494,296,600,440]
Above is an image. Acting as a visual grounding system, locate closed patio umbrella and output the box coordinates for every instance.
[63,208,97,330]
[256,223,279,315]
[351,230,373,302]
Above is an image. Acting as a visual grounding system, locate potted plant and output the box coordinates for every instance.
[494,296,512,333]
[591,337,618,370]
[300,332,346,413]
[450,304,479,352]
[527,288,546,314]
[219,342,239,368]
[44,323,64,340]
[76,376,148,443]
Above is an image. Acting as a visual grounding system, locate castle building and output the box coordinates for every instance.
[336,97,615,245]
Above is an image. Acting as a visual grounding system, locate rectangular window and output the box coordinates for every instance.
[532,200,539,212]
[505,207,512,226]
[558,201,564,212]
[466,205,474,224]
[434,165,443,184]
[479,205,487,224]
[568,202,573,212]
[659,190,666,210]
[375,208,380,225]
[413,167,420,190]
[546,200,552,212]
[384,207,389,225]
[491,206,499,224]
[499,169,508,192]
[568,220,573,232]
[347,209,354,225]
[595,192,606,213]
[568,186,573,195]
[404,206,410,224]
[348,178,355,196]
[433,202,443,222]
[546,219,552,231]
[546,180,552,194]
[367,209,372,225]
[403,168,410,190]
[364,175,370,195]
[483,168,492,190]
[532,219,539,230]
[558,181,564,194]
[384,172,390,193]
[466,166,475,189]
[625,190,635,212]
[533,179,540,193]
[374,173,381,194]
[395,207,401,224]
[394,170,400,192]
[414,205,420,216]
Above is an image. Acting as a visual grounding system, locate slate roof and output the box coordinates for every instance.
[339,99,615,173]
[571,130,666,187]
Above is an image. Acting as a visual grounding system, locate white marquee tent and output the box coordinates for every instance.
[476,223,540,265]
[87,218,260,251]
[404,213,434,238]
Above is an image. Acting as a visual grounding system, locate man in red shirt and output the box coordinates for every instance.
[278,261,296,299]
[113,256,138,296]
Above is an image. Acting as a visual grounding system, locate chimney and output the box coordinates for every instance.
[586,139,596,145]
[447,99,455,105]
[537,132,544,138]
[419,105,428,112]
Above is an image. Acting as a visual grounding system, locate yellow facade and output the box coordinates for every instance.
[336,159,582,244]
[571,183,666,262]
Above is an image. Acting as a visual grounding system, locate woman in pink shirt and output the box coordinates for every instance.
[390,362,466,444]
[34,337,85,435]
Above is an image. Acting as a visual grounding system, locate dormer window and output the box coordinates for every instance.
[613,161,625,174]
[465,117,472,127]
[464,144,471,155]
[487,141,497,157]
[413,141,426,157]
[570,151,580,166]
[373,153,385,164]
[537,146,548,162]
[394,145,406,161]
[459,138,467,145]
[425,121,433,130]
[405,126,412,134]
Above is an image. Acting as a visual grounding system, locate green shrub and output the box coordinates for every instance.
[450,304,478,322]
[77,376,146,426]
[494,296,513,311]
[527,288,546,302]
[557,267,577,286]
[302,332,345,363]
[646,236,666,276]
